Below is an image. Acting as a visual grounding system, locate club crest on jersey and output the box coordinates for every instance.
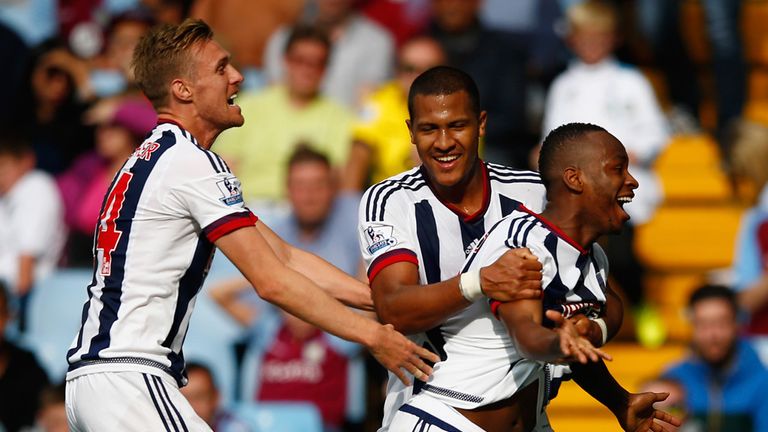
[363,223,397,254]
[134,141,160,161]
[216,176,244,206]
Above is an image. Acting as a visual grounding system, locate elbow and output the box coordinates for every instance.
[375,306,418,334]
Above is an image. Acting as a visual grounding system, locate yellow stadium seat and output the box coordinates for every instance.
[548,343,687,431]
[654,134,721,170]
[634,205,745,270]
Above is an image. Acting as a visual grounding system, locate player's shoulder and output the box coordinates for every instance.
[150,123,232,174]
[361,166,426,221]
[485,162,542,184]
[494,208,549,246]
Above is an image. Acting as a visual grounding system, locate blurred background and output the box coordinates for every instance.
[2,0,768,431]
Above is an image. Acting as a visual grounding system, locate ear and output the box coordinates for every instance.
[562,166,583,193]
[478,110,487,138]
[405,119,415,144]
[170,78,193,102]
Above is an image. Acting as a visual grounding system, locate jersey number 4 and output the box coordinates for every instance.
[97,172,133,276]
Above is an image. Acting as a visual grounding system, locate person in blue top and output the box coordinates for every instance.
[663,284,768,432]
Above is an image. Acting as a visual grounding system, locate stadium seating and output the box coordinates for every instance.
[231,402,323,432]
[22,268,92,382]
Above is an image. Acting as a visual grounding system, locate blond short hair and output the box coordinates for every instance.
[132,19,213,109]
[567,0,619,33]
[730,119,768,195]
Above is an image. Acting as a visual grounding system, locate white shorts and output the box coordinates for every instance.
[389,390,554,432]
[66,371,212,432]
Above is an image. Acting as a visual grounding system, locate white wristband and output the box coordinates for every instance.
[459,270,484,302]
[592,317,608,346]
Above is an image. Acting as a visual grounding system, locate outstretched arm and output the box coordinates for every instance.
[215,223,439,385]
[569,358,682,432]
[372,248,543,334]
[255,221,374,311]
[497,301,610,364]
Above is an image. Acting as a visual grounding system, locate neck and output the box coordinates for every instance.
[288,88,318,108]
[540,200,600,249]
[430,160,485,215]
[297,220,323,242]
[157,111,219,149]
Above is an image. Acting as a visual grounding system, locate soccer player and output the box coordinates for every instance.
[64,19,437,432]
[360,66,593,430]
[390,123,680,431]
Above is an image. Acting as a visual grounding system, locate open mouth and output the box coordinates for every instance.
[617,195,633,207]
[435,155,460,163]
[227,93,238,106]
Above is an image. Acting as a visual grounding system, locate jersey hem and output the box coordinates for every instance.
[66,361,185,387]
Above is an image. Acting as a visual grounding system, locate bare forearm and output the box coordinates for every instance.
[375,275,469,334]
[499,304,562,362]
[739,275,768,313]
[570,360,629,415]
[255,220,372,310]
[287,246,373,310]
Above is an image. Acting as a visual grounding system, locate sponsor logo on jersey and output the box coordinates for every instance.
[363,223,397,254]
[134,141,160,161]
[216,176,244,206]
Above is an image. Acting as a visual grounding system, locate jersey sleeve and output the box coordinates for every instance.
[170,166,257,243]
[591,242,610,283]
[358,186,418,283]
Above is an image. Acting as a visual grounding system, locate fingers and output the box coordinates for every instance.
[416,345,441,363]
[653,392,670,402]
[546,310,565,325]
[653,409,682,427]
[392,368,411,386]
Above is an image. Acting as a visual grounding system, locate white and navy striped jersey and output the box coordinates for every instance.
[419,206,609,410]
[66,122,257,386]
[358,162,546,430]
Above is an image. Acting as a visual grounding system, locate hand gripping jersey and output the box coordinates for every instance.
[420,205,609,413]
[358,162,546,430]
[66,122,257,386]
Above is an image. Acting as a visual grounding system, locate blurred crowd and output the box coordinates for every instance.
[2,0,768,431]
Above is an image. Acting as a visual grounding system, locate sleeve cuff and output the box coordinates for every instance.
[203,211,259,242]
[489,299,503,320]
[367,249,418,283]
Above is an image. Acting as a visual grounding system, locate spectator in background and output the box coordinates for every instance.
[540,0,670,346]
[211,147,365,430]
[46,11,154,102]
[426,0,529,167]
[358,0,431,48]
[343,36,445,191]
[27,384,68,432]
[141,0,195,25]
[216,25,354,222]
[663,285,768,432]
[56,98,157,266]
[10,39,95,175]
[191,0,304,76]
[636,0,745,153]
[0,21,29,121]
[0,282,50,432]
[180,362,249,432]
[730,119,768,365]
[0,130,65,330]
[264,0,395,107]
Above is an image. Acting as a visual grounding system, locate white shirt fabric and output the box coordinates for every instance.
[542,58,670,224]
[0,169,65,291]
[419,207,609,412]
[264,14,395,107]
[358,162,546,430]
[66,122,255,386]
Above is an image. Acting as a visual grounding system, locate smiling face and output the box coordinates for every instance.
[189,40,244,133]
[579,130,638,234]
[407,90,486,192]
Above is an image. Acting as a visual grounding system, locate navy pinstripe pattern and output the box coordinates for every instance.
[399,404,463,432]
[161,234,215,379]
[143,374,172,432]
[84,130,177,359]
